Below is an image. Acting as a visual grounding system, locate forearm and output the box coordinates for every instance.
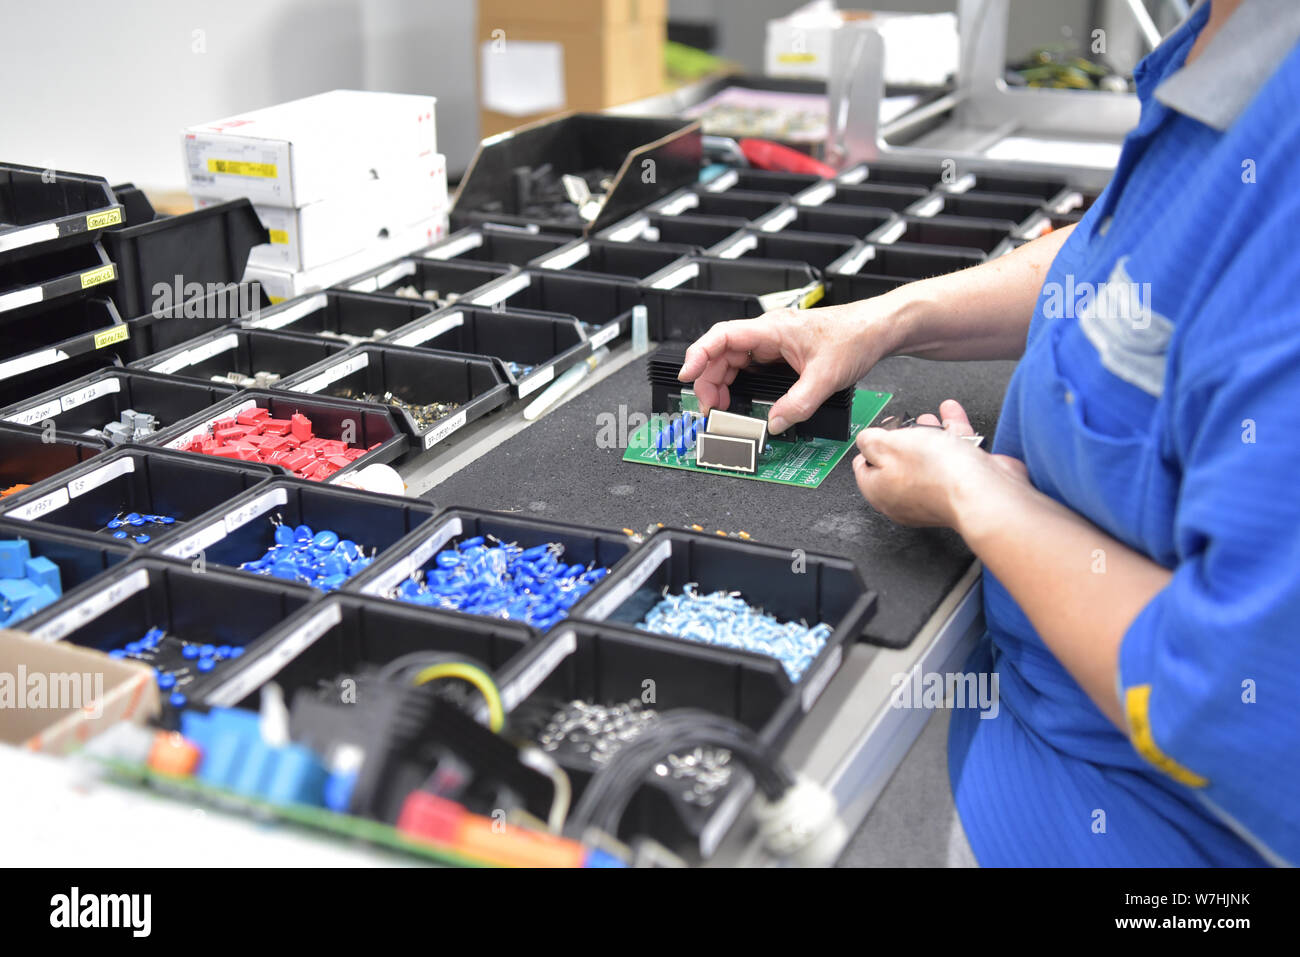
[870,224,1076,361]
[953,465,1172,729]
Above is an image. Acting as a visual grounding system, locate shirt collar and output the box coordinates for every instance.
[1155,0,1300,130]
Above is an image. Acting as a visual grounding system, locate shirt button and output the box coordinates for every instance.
[1063,389,1075,404]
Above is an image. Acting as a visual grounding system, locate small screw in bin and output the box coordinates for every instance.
[381,305,590,401]
[131,327,348,385]
[197,593,540,711]
[17,557,315,707]
[343,256,513,306]
[347,507,638,631]
[237,289,441,345]
[0,445,274,544]
[0,163,124,264]
[274,342,511,452]
[568,528,876,709]
[153,477,439,587]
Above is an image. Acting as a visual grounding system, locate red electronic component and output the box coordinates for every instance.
[262,418,291,435]
[290,413,313,442]
[738,138,836,177]
[180,404,370,480]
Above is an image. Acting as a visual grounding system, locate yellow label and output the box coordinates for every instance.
[800,283,825,309]
[1124,685,1209,788]
[207,158,278,178]
[267,294,286,304]
[94,325,130,349]
[268,229,290,245]
[79,264,116,289]
[778,52,818,64]
[86,208,123,230]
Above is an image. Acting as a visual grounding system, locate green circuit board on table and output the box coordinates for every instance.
[623,389,893,488]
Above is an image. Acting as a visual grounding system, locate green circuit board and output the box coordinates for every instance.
[623,389,893,488]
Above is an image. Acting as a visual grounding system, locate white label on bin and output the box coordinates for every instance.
[659,192,699,216]
[470,273,530,306]
[1054,190,1084,214]
[517,364,555,398]
[586,536,671,620]
[705,170,739,193]
[1018,213,1051,240]
[798,183,836,207]
[839,245,876,276]
[373,261,417,289]
[165,399,257,450]
[424,409,467,449]
[500,628,578,713]
[715,234,757,260]
[589,323,620,349]
[162,519,226,558]
[424,232,485,261]
[292,352,368,395]
[606,216,649,243]
[205,601,343,707]
[223,486,289,535]
[31,567,150,642]
[700,775,753,857]
[151,333,240,373]
[4,398,62,426]
[60,376,121,412]
[0,348,66,381]
[0,222,60,254]
[912,196,944,218]
[539,243,590,270]
[874,221,906,245]
[839,166,868,185]
[760,207,798,232]
[801,642,843,712]
[6,487,70,520]
[247,293,327,331]
[650,263,698,290]
[392,312,463,348]
[0,286,43,313]
[68,456,135,498]
[945,173,977,194]
[362,517,463,596]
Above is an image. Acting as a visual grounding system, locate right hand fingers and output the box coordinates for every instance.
[768,369,836,435]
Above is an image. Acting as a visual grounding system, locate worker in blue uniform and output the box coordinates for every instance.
[680,0,1298,866]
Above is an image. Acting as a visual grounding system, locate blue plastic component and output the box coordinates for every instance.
[583,847,628,868]
[23,556,62,595]
[0,539,32,579]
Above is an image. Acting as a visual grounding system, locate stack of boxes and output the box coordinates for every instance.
[181,90,450,303]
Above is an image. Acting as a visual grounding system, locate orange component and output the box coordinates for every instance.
[1,484,30,498]
[455,816,586,868]
[397,792,465,846]
[147,731,202,776]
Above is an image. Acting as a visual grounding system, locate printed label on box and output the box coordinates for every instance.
[392,312,463,348]
[500,628,578,713]
[205,601,343,707]
[68,456,135,498]
[31,568,150,642]
[6,487,70,520]
[424,410,467,449]
[60,376,121,412]
[586,537,671,620]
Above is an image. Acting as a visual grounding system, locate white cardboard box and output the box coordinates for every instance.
[182,90,438,209]
[199,153,449,271]
[243,211,450,303]
[765,4,957,88]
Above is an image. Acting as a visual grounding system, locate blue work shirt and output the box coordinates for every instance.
[949,1,1300,866]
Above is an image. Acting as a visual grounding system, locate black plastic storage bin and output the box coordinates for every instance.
[341,256,512,305]
[599,212,747,249]
[0,518,131,603]
[495,619,797,857]
[123,281,270,361]
[18,558,315,705]
[871,214,1014,255]
[420,225,571,268]
[198,594,539,710]
[570,528,876,699]
[840,241,985,281]
[0,422,100,495]
[943,171,1067,200]
[0,241,116,321]
[109,182,156,227]
[708,229,864,273]
[909,190,1043,222]
[796,180,929,212]
[822,273,910,305]
[702,168,824,196]
[381,305,590,400]
[100,198,268,320]
[238,289,438,345]
[274,343,511,452]
[0,445,273,544]
[0,297,127,387]
[530,237,696,281]
[348,507,637,628]
[131,327,347,385]
[755,204,893,240]
[651,189,787,223]
[466,269,640,350]
[154,478,439,586]
[147,388,408,480]
[0,163,123,263]
[0,367,236,441]
[838,160,943,189]
[640,256,822,340]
